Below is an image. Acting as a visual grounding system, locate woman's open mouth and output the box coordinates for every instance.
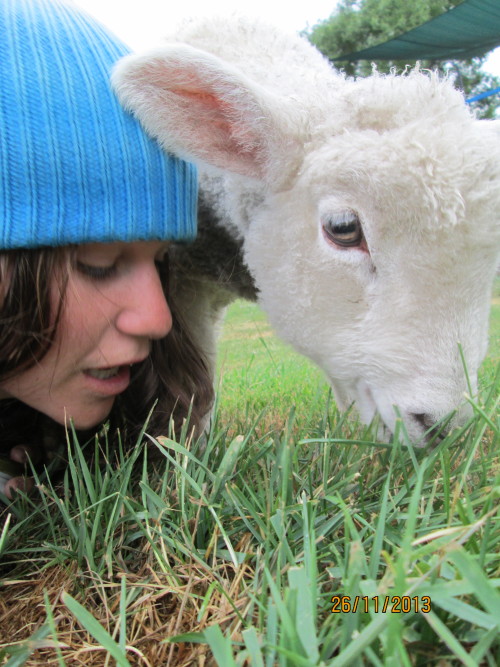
[83,365,131,395]
[86,366,122,380]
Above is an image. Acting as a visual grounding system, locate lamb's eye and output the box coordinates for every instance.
[322,210,364,248]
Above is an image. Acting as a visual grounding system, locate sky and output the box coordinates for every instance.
[75,0,338,48]
[76,0,500,79]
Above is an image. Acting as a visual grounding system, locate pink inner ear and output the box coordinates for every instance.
[165,84,266,177]
[174,87,221,109]
[170,83,257,141]
[171,87,235,138]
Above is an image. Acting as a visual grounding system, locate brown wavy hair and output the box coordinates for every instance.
[0,246,213,456]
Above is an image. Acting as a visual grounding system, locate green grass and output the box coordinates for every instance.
[215,300,330,437]
[484,276,500,383]
[0,289,499,666]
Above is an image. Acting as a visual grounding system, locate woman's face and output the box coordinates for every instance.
[0,241,172,429]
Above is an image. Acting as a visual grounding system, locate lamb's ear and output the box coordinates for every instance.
[112,44,303,182]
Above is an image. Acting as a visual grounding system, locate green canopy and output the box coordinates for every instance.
[333,0,500,62]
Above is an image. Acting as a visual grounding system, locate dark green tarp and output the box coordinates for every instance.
[333,0,500,62]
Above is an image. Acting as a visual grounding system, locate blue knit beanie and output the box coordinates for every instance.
[0,0,197,249]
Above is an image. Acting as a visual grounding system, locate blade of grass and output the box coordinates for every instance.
[423,610,478,667]
[62,592,131,667]
[242,627,265,667]
[202,625,238,667]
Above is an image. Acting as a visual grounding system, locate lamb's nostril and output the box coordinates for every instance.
[411,413,448,444]
[412,413,435,430]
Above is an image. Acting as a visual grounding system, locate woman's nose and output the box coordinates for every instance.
[115,264,172,340]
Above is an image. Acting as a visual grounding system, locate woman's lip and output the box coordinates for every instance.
[84,356,148,375]
[82,365,131,396]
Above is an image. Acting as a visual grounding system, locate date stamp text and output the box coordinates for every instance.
[331,595,431,614]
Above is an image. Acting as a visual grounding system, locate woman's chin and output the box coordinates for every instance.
[54,398,115,431]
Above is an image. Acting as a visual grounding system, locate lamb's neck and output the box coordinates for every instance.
[200,172,266,239]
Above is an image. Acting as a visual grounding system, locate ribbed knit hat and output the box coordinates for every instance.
[0,0,197,249]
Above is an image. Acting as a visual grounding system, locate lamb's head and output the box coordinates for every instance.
[267,112,500,443]
[113,30,500,446]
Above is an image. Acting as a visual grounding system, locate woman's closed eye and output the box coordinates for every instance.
[74,241,170,283]
[76,260,117,280]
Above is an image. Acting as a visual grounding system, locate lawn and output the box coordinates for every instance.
[0,283,498,666]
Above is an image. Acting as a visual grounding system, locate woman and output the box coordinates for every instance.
[0,0,213,499]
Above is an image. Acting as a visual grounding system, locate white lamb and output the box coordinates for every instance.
[112,16,500,446]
